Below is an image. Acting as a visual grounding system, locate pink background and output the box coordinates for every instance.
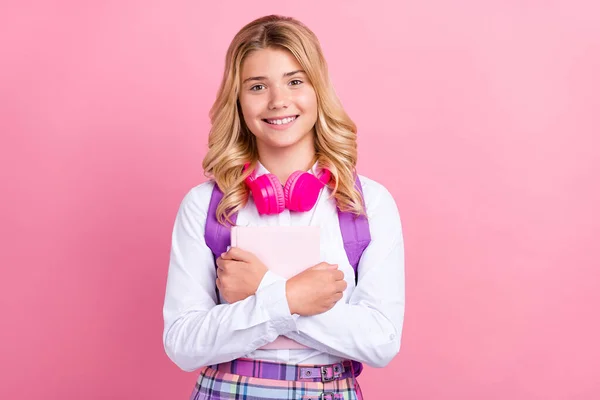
[1,1,599,399]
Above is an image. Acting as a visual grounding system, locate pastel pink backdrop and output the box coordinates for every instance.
[1,1,598,399]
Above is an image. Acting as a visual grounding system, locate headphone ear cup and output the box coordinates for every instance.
[283,171,304,211]
[253,173,285,215]
[285,171,322,212]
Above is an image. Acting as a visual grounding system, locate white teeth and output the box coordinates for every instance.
[267,116,296,125]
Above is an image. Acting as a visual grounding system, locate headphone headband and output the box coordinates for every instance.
[243,162,330,184]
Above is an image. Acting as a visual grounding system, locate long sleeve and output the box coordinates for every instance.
[284,182,405,368]
[162,183,298,372]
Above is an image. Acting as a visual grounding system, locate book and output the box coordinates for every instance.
[230,225,320,350]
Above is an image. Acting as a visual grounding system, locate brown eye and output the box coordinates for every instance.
[289,79,303,86]
[250,84,265,91]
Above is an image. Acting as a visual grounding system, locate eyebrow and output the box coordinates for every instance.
[242,70,305,85]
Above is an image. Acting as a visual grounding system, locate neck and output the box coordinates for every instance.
[257,136,316,184]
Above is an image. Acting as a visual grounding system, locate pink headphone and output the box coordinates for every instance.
[243,163,331,215]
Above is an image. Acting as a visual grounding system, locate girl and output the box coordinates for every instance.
[163,15,405,400]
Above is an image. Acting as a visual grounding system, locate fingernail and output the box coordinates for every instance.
[226,246,231,251]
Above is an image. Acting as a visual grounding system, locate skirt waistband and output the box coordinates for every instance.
[209,358,357,383]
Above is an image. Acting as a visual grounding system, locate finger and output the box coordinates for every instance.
[220,260,244,276]
[216,257,224,269]
[216,258,228,273]
[223,247,254,262]
[216,277,222,291]
[313,262,337,270]
[333,270,345,280]
[336,280,348,292]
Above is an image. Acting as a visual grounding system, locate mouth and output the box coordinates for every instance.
[261,115,299,126]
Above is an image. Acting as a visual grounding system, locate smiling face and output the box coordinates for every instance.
[238,47,318,158]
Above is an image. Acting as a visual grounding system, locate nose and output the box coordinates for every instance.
[268,84,289,110]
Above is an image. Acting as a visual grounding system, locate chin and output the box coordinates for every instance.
[265,137,305,149]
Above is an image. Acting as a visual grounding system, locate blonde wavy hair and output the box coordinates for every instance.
[202,15,366,225]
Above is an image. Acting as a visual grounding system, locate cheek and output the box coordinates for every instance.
[239,96,263,122]
[296,91,318,115]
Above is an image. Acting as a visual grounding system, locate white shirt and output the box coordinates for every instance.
[162,163,405,372]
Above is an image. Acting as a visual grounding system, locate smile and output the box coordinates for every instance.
[262,115,298,125]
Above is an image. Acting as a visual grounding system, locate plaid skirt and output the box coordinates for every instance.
[189,358,364,400]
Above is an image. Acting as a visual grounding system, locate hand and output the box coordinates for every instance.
[286,262,347,316]
[216,247,268,304]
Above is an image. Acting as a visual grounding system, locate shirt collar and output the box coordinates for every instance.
[255,160,320,178]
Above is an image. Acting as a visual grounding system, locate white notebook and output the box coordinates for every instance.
[230,225,320,350]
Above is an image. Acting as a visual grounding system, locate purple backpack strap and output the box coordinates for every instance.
[341,176,370,377]
[204,182,237,258]
[337,175,372,281]
[339,176,369,378]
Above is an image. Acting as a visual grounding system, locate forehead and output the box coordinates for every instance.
[240,47,302,77]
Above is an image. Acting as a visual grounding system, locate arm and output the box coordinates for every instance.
[284,183,405,368]
[162,184,297,372]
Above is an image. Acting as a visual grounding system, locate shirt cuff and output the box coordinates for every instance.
[257,270,286,291]
[255,278,297,335]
